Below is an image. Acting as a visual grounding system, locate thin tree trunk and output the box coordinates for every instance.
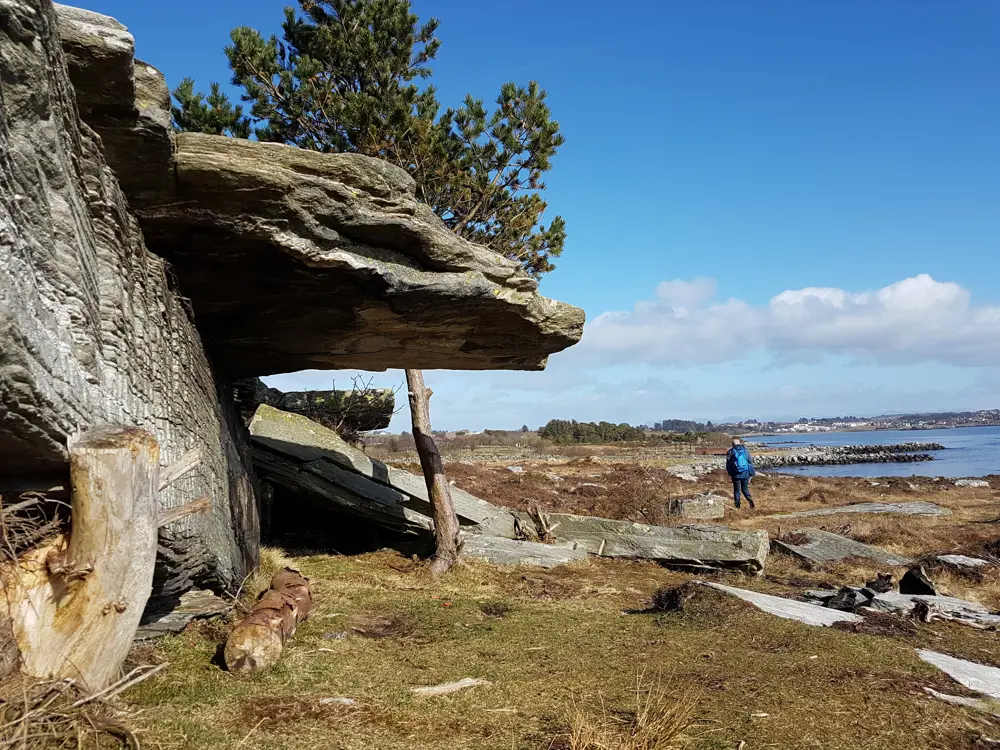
[405,368,461,577]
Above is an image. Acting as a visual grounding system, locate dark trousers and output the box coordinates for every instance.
[732,477,754,507]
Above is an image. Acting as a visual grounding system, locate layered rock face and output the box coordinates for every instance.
[53,8,584,379]
[0,0,258,595]
[138,134,584,376]
[1,1,585,605]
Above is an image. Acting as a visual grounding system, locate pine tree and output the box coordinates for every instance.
[172,0,566,278]
[171,78,251,138]
[172,0,569,578]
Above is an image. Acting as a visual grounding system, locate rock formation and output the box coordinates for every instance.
[52,6,585,378]
[233,378,395,433]
[1,0,584,627]
[1,0,257,598]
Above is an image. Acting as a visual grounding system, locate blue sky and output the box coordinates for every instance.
[86,0,1000,429]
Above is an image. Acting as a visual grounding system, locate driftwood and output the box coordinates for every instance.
[157,496,211,528]
[158,447,201,491]
[2,426,160,690]
[405,370,461,578]
[224,568,312,672]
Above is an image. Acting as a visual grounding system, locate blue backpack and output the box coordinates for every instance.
[731,446,750,474]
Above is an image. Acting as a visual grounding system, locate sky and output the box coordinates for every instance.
[84,0,1000,430]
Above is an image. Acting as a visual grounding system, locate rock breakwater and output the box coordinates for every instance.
[754,443,942,470]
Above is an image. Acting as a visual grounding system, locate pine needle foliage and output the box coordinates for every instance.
[172,0,566,277]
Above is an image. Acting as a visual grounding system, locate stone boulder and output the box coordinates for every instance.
[249,406,518,538]
[669,492,725,520]
[0,0,258,597]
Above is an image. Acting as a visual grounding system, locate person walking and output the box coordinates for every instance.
[726,438,756,509]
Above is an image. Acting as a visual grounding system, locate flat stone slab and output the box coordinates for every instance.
[924,688,1000,718]
[136,590,229,640]
[774,528,912,568]
[937,554,992,570]
[769,501,952,520]
[698,582,863,627]
[461,535,587,568]
[546,514,769,573]
[918,650,1000,700]
[250,406,517,537]
[865,592,1000,627]
[954,479,990,488]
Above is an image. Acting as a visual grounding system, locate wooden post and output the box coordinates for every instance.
[3,426,159,691]
[405,369,461,578]
[224,568,312,672]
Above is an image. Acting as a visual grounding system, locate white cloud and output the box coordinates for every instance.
[579,274,1000,367]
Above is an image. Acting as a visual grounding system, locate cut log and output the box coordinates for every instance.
[224,568,312,673]
[2,426,160,690]
[406,369,460,578]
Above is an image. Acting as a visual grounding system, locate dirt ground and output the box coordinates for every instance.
[120,459,1000,749]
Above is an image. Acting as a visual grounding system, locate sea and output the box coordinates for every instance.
[745,425,1000,479]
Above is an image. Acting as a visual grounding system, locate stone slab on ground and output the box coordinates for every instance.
[924,688,1000,718]
[669,493,725,520]
[918,650,1000,700]
[773,528,912,568]
[937,555,993,571]
[954,479,991,488]
[864,592,1000,627]
[461,535,587,568]
[546,514,769,573]
[698,582,863,627]
[250,406,517,537]
[136,590,230,640]
[252,445,433,533]
[769,501,952,520]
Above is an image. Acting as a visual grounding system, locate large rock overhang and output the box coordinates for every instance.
[55,5,585,379]
[137,135,585,377]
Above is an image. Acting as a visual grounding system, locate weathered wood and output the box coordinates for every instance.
[159,448,201,491]
[406,370,460,578]
[3,426,160,690]
[224,568,312,672]
[157,496,211,528]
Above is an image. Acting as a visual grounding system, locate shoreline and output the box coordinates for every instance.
[748,423,1000,438]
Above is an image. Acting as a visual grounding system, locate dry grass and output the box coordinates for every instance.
[119,546,1000,749]
[109,458,1000,749]
[0,667,167,750]
[555,673,697,750]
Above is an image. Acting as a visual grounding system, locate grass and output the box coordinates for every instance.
[121,549,999,749]
[113,461,1000,749]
